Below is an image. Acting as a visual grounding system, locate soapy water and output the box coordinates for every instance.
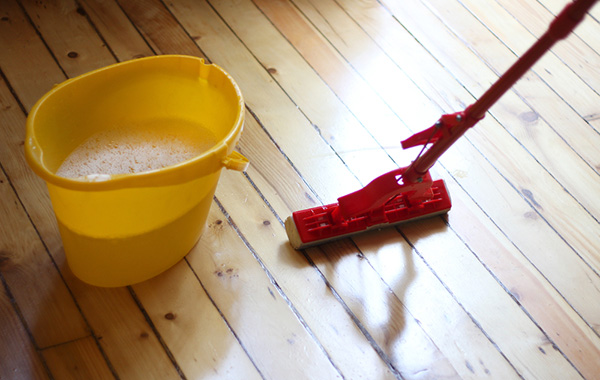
[57,127,216,179]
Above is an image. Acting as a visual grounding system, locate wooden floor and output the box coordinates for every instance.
[1,0,600,378]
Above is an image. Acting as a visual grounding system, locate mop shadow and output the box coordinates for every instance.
[280,215,449,364]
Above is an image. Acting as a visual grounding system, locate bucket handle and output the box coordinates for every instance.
[221,151,249,172]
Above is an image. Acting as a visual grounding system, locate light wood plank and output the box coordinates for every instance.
[0,0,75,263]
[353,226,523,380]
[0,176,90,348]
[215,169,405,379]
[0,0,65,110]
[42,337,115,380]
[0,88,90,349]
[364,0,600,238]
[0,271,50,379]
[78,0,154,61]
[400,217,584,380]
[285,0,439,139]
[480,0,600,99]
[178,0,600,378]
[215,0,411,177]
[442,174,600,378]
[421,0,600,175]
[310,237,504,380]
[210,18,584,373]
[20,0,115,77]
[238,109,518,379]
[61,268,183,379]
[183,204,345,379]
[116,0,207,58]
[132,259,263,380]
[237,112,322,214]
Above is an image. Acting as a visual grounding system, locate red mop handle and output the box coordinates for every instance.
[401,0,597,184]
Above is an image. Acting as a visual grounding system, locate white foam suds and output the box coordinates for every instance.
[57,127,215,179]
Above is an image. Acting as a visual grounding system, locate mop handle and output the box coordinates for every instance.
[469,0,597,119]
[402,0,597,184]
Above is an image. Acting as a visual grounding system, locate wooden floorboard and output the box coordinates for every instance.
[1,0,599,379]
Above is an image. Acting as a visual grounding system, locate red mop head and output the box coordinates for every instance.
[285,172,452,249]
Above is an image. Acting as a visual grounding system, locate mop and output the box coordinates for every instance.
[285,0,598,249]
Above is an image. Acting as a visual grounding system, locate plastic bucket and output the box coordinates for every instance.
[25,55,248,287]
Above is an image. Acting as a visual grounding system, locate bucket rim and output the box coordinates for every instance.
[24,55,245,191]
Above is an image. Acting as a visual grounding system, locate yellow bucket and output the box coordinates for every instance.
[25,55,248,287]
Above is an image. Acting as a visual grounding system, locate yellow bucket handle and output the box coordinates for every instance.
[221,151,249,172]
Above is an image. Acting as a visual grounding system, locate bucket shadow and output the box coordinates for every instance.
[27,243,238,379]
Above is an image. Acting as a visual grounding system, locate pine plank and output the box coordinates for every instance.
[0,0,75,269]
[284,0,439,137]
[400,218,584,380]
[0,271,50,379]
[217,108,524,378]
[0,168,90,349]
[61,268,183,379]
[372,0,600,222]
[421,0,600,175]
[238,110,514,379]
[498,0,600,134]
[181,204,346,379]
[0,0,65,109]
[116,0,208,58]
[237,112,322,214]
[215,169,410,379]
[178,0,600,376]
[78,0,154,61]
[442,174,600,378]
[209,0,404,184]
[223,6,587,379]
[42,337,115,380]
[19,0,115,78]
[132,259,263,380]
[352,226,523,380]
[310,237,513,380]
[0,86,90,350]
[480,0,600,98]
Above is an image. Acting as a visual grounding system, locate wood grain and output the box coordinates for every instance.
[42,337,115,380]
[1,0,599,378]
[0,176,90,349]
[0,228,50,380]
